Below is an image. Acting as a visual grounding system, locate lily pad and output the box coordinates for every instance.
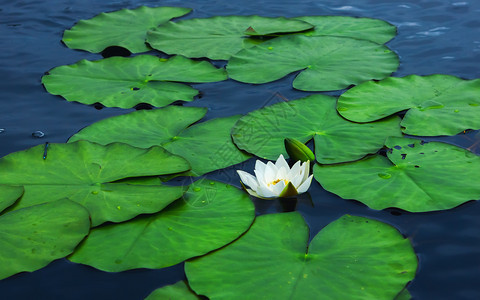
[0,141,190,226]
[231,94,402,164]
[62,6,192,53]
[227,35,399,91]
[313,137,480,212]
[0,199,90,280]
[42,55,227,109]
[68,179,255,272]
[296,16,397,44]
[337,74,480,136]
[185,212,417,299]
[145,281,201,300]
[146,15,314,60]
[68,106,251,176]
[0,185,24,213]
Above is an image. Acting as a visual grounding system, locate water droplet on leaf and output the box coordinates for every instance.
[378,172,392,179]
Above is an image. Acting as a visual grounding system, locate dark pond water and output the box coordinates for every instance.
[1,0,480,299]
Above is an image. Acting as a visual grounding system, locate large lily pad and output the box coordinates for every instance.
[231,94,402,164]
[62,6,192,53]
[0,141,190,226]
[185,212,417,299]
[313,137,480,212]
[0,185,24,213]
[69,106,251,176]
[146,15,314,60]
[227,35,399,91]
[145,281,201,300]
[42,55,227,109]
[0,200,90,280]
[296,16,396,44]
[337,74,480,136]
[68,179,255,272]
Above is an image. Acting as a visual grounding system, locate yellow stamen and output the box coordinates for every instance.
[268,179,289,186]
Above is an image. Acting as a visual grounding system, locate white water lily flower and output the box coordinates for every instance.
[237,154,313,199]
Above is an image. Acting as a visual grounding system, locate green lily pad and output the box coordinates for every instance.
[68,106,251,176]
[146,15,314,60]
[227,35,399,91]
[0,199,90,280]
[62,6,192,53]
[231,94,402,164]
[0,185,24,213]
[0,141,190,226]
[42,55,227,109]
[296,16,396,44]
[68,179,255,272]
[313,137,480,212]
[145,281,201,300]
[337,74,480,136]
[185,212,417,299]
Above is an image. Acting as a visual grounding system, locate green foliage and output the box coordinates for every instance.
[146,15,314,60]
[227,35,399,91]
[69,106,251,176]
[231,94,402,164]
[296,16,396,44]
[0,141,190,226]
[42,55,227,109]
[145,281,201,300]
[314,137,480,212]
[0,200,90,280]
[68,179,255,272]
[0,185,23,213]
[337,74,480,136]
[186,212,417,299]
[62,6,192,53]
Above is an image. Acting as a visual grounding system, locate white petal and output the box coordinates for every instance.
[297,174,313,194]
[287,160,302,179]
[263,161,277,183]
[254,160,266,177]
[256,180,276,198]
[275,154,289,171]
[270,180,286,196]
[290,172,304,189]
[276,166,287,180]
[237,170,259,191]
[301,161,310,183]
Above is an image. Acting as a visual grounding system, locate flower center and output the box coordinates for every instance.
[268,179,289,186]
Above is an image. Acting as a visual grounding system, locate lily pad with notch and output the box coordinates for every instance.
[313,136,480,212]
[62,6,192,54]
[296,15,397,44]
[185,212,417,299]
[42,55,227,109]
[68,179,255,272]
[0,199,90,280]
[146,15,314,60]
[231,94,402,164]
[227,35,399,91]
[336,74,480,136]
[68,106,251,176]
[0,141,190,226]
[0,185,24,213]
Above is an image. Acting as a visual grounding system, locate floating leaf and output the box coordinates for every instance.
[0,185,24,213]
[231,94,401,164]
[337,74,480,136]
[0,141,190,226]
[69,106,251,176]
[42,55,227,109]
[227,35,399,91]
[68,179,255,272]
[313,137,480,212]
[186,212,417,299]
[145,281,201,300]
[62,6,192,53]
[0,200,90,280]
[296,16,396,44]
[146,15,314,60]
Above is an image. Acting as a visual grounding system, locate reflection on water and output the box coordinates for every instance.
[1,0,480,299]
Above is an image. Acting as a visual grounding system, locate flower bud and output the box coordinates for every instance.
[284,138,315,163]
